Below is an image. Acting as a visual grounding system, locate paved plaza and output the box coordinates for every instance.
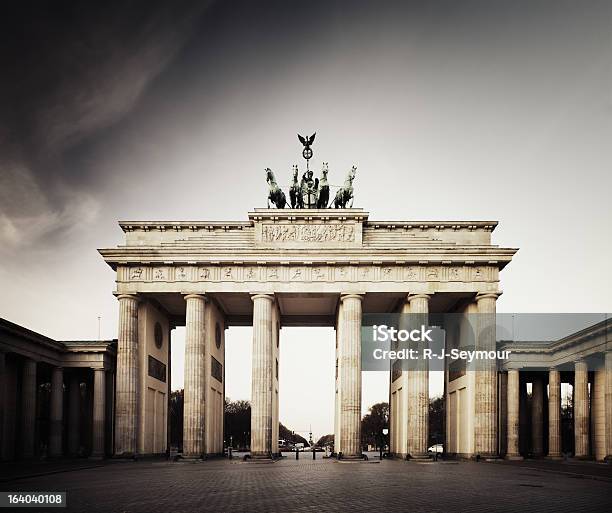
[1,455,610,513]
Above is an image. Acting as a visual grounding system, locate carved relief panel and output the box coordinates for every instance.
[120,264,498,284]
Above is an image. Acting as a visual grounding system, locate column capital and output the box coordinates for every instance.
[475,292,501,302]
[407,293,431,302]
[250,293,274,303]
[340,293,364,302]
[184,293,208,302]
[115,293,140,302]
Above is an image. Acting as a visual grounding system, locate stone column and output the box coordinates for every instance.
[183,294,207,458]
[474,292,499,457]
[49,366,64,457]
[91,369,106,458]
[68,373,80,456]
[334,304,343,456]
[21,358,37,458]
[531,376,544,457]
[407,293,430,458]
[115,294,139,457]
[548,368,562,458]
[519,378,528,454]
[605,351,612,460]
[0,352,5,459]
[574,359,590,458]
[339,294,363,459]
[498,371,507,456]
[250,294,274,458]
[506,369,522,459]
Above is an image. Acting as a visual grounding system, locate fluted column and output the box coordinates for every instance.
[548,368,562,458]
[250,293,274,458]
[68,373,80,456]
[0,352,5,460]
[407,293,430,458]
[519,378,528,454]
[531,376,544,457]
[574,359,589,458]
[474,292,499,457]
[91,369,106,458]
[183,294,207,458]
[339,294,363,459]
[49,366,64,457]
[115,294,139,457]
[21,358,37,458]
[506,369,522,459]
[334,303,343,456]
[605,351,612,460]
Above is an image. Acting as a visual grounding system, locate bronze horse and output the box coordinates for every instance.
[266,168,287,208]
[317,163,330,208]
[333,166,357,208]
[289,165,302,208]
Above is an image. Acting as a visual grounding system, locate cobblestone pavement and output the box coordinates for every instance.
[1,455,611,513]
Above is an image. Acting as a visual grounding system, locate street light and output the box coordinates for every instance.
[381,428,389,460]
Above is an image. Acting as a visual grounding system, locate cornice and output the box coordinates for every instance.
[118,218,499,233]
[499,318,611,355]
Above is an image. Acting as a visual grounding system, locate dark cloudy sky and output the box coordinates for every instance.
[1,1,611,437]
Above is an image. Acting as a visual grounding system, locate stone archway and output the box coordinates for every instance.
[100,208,515,459]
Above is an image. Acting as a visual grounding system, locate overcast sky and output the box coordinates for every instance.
[1,0,611,439]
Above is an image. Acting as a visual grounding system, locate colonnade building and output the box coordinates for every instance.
[0,319,116,460]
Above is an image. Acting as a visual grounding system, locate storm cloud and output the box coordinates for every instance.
[0,0,210,249]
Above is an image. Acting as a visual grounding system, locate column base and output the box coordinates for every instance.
[246,453,281,462]
[473,453,500,461]
[505,454,524,461]
[180,453,206,461]
[249,451,273,458]
[337,452,365,460]
[113,452,137,460]
[89,454,105,461]
[407,453,431,460]
[545,454,563,460]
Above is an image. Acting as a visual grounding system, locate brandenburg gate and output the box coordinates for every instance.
[99,207,516,459]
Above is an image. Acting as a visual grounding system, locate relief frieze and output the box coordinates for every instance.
[121,264,496,284]
[258,223,358,246]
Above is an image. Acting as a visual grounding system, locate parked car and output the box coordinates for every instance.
[427,444,443,454]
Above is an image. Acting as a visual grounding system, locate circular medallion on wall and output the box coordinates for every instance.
[215,322,222,349]
[154,322,163,349]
